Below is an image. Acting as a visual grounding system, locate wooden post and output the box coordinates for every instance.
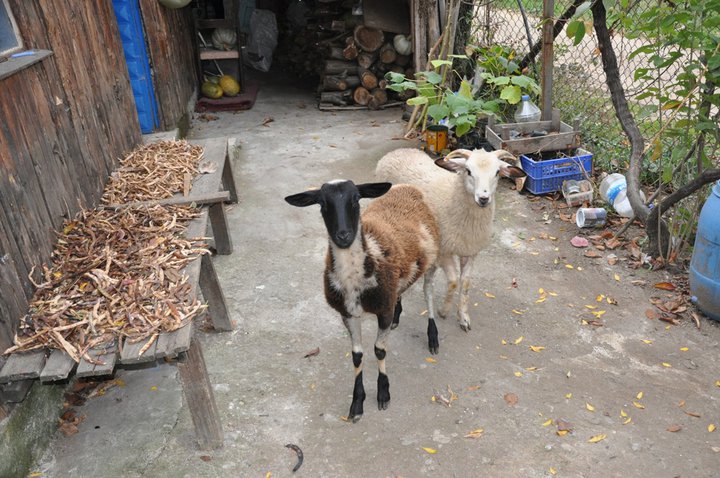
[199,253,233,331]
[222,152,238,204]
[177,338,224,450]
[209,203,233,255]
[541,0,555,120]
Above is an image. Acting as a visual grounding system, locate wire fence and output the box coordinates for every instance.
[469,0,688,164]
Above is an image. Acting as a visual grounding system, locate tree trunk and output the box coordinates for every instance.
[323,75,349,91]
[343,39,359,60]
[360,70,379,90]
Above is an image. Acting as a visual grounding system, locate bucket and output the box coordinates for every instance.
[689,180,720,321]
[425,125,448,153]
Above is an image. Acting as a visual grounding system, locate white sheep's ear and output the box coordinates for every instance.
[435,149,472,173]
[498,161,526,178]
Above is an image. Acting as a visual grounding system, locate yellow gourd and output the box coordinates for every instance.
[201,81,223,99]
[218,75,240,97]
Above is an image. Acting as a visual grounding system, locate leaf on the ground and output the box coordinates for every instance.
[262,116,274,126]
[59,422,79,437]
[514,336,524,345]
[512,309,524,315]
[645,309,659,320]
[504,392,519,406]
[529,345,545,352]
[685,411,701,418]
[596,294,605,302]
[606,296,618,305]
[667,425,682,433]
[548,291,558,297]
[510,278,518,288]
[525,366,538,371]
[642,339,653,344]
[654,281,676,291]
[588,433,607,443]
[636,391,644,400]
[464,428,484,438]
[556,430,569,436]
[425,357,437,363]
[709,424,717,433]
[585,305,597,309]
[559,212,574,222]
[536,296,547,303]
[662,362,672,368]
[514,371,523,377]
[614,273,621,281]
[467,385,481,391]
[623,417,632,425]
[557,419,573,432]
[607,254,619,265]
[565,264,574,269]
[199,455,212,462]
[584,249,602,258]
[542,419,553,427]
[586,403,596,412]
[422,447,437,454]
[501,339,508,345]
[620,409,628,417]
[605,238,623,250]
[549,467,557,475]
[716,380,720,388]
[678,400,686,408]
[633,401,645,409]
[592,310,606,318]
[680,347,689,352]
[570,236,589,248]
[265,472,272,478]
[340,415,350,422]
[565,393,573,399]
[303,347,320,358]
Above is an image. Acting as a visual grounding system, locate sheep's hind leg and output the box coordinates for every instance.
[423,266,439,354]
[375,312,393,411]
[391,300,402,329]
[457,256,476,332]
[343,316,366,422]
[438,255,458,320]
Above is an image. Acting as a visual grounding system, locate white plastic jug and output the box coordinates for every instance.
[599,173,626,204]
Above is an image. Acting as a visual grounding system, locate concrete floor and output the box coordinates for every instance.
[35,80,720,478]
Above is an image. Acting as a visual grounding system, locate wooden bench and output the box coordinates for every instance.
[0,137,237,450]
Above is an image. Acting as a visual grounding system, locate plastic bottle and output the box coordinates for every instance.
[514,95,541,123]
[599,173,646,217]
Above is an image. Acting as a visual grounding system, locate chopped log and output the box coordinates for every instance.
[324,60,359,75]
[343,39,359,60]
[360,70,379,90]
[344,76,361,88]
[368,88,388,110]
[321,90,353,106]
[387,64,405,74]
[353,86,372,106]
[328,46,346,61]
[379,43,397,64]
[354,25,385,52]
[357,51,378,69]
[323,75,348,91]
[378,78,388,90]
[395,54,411,67]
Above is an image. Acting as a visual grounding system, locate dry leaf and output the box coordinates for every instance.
[636,391,644,400]
[514,371,523,377]
[511,309,524,315]
[529,345,545,352]
[623,417,632,425]
[422,447,437,454]
[570,236,589,248]
[556,430,569,436]
[504,392,519,406]
[464,428,485,438]
[633,401,645,409]
[467,385,481,391]
[685,411,701,418]
[514,336,524,345]
[645,309,659,320]
[565,393,572,399]
[662,362,672,368]
[485,292,495,298]
[667,425,682,433]
[557,419,573,432]
[542,419,553,427]
[654,282,676,291]
[565,264,574,269]
[549,467,557,475]
[709,424,717,433]
[584,249,602,258]
[262,116,274,126]
[199,455,212,462]
[680,347,689,352]
[614,273,621,281]
[303,347,320,358]
[425,357,437,363]
[642,339,653,344]
[620,409,628,417]
[588,434,607,443]
[586,403,596,412]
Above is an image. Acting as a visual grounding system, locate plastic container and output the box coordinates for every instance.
[611,188,646,217]
[599,173,626,204]
[514,95,541,123]
[689,180,720,321]
[521,148,593,194]
[562,179,593,207]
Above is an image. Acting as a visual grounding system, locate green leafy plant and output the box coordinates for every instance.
[386,57,498,137]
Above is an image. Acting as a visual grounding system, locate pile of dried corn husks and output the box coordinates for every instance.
[4,141,209,362]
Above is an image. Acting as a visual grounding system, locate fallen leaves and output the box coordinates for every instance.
[504,392,519,406]
[425,357,437,364]
[570,236,589,248]
[588,433,607,443]
[261,116,274,126]
[303,347,320,358]
[654,281,676,291]
[464,428,485,438]
[633,401,645,409]
[584,249,603,258]
[709,424,717,433]
[529,345,546,352]
[667,425,682,433]
[422,447,437,454]
[586,403,596,412]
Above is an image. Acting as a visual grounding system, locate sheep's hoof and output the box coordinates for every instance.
[377,398,390,411]
[390,322,399,330]
[459,323,471,332]
[349,413,363,423]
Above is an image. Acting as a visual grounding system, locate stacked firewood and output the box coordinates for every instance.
[318,24,414,109]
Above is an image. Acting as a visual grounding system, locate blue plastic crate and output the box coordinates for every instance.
[521,148,593,194]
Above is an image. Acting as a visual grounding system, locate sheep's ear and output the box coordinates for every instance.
[357,182,392,199]
[499,162,526,178]
[285,190,321,207]
[435,157,465,172]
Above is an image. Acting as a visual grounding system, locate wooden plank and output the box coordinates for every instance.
[76,343,118,378]
[0,50,54,81]
[199,49,240,60]
[119,336,158,365]
[209,203,233,255]
[155,323,193,359]
[190,138,228,196]
[0,379,34,403]
[39,350,76,382]
[103,191,230,210]
[177,337,224,450]
[221,149,238,204]
[0,351,46,383]
[199,254,233,331]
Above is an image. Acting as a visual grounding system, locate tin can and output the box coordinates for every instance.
[576,208,607,228]
[425,125,448,153]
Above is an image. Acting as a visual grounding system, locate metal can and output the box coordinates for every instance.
[425,125,448,153]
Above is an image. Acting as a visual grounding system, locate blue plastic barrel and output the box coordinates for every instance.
[689,180,720,321]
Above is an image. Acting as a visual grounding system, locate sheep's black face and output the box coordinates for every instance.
[320,180,362,249]
[284,180,392,250]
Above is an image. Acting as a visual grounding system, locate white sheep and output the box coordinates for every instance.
[285,180,440,422]
[375,148,524,332]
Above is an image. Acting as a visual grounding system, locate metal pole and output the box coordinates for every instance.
[540,0,554,120]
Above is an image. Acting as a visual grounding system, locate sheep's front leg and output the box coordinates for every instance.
[391,300,402,329]
[457,256,476,332]
[438,255,458,319]
[375,312,394,411]
[343,316,366,422]
[423,266,439,354]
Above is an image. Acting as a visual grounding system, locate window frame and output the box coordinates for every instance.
[0,0,24,59]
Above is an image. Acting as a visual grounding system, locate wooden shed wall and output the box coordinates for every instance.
[139,0,197,131]
[0,1,141,351]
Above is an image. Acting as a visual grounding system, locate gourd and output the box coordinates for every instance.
[211,28,237,51]
[393,34,412,56]
[219,75,240,96]
[201,81,223,99]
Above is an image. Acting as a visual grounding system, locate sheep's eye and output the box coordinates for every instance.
[467,170,472,177]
